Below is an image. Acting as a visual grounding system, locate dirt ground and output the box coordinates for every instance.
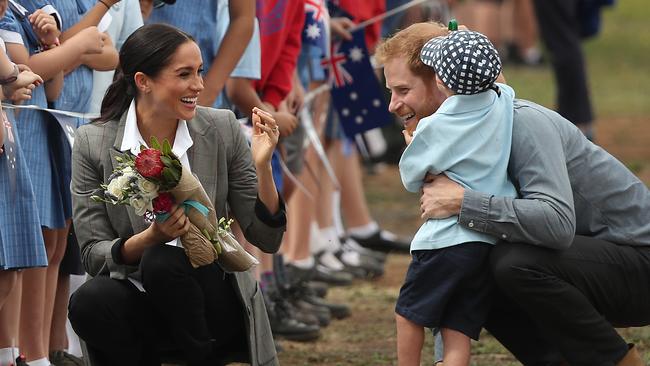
[277,117,650,365]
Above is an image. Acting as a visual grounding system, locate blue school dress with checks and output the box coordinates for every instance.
[0,2,72,229]
[0,112,48,270]
[49,0,94,116]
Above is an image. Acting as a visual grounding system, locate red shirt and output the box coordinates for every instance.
[254,0,306,109]
[336,0,385,53]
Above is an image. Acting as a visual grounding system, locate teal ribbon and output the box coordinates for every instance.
[155,199,209,222]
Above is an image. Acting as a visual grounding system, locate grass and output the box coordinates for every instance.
[505,0,650,118]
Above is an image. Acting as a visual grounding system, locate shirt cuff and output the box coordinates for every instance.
[459,189,490,232]
[254,194,286,228]
[110,238,128,265]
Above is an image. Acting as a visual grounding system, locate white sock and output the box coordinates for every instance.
[347,221,379,239]
[317,226,342,253]
[290,256,315,270]
[0,347,19,365]
[26,357,50,366]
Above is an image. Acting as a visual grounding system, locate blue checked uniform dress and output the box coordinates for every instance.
[0,1,71,229]
[149,0,219,95]
[49,0,94,116]
[1,112,48,269]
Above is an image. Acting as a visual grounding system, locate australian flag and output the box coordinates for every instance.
[322,31,392,138]
[303,0,328,57]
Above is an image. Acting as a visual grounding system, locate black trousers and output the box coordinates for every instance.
[485,235,650,366]
[68,245,248,366]
[533,0,593,125]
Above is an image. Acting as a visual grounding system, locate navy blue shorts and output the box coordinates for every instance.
[395,242,494,340]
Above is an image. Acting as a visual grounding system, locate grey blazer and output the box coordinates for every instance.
[71,106,283,366]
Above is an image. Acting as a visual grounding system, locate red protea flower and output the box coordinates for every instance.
[135,148,164,178]
[153,192,174,213]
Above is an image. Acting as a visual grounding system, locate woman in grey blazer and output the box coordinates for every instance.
[68,24,284,366]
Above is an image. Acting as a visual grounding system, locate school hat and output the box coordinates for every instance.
[420,30,502,95]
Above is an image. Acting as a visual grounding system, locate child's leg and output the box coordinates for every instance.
[396,313,424,366]
[441,328,471,366]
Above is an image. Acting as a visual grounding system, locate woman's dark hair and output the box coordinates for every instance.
[97,23,195,122]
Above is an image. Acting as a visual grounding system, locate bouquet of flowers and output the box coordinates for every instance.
[92,137,258,272]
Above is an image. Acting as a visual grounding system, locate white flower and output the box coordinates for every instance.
[137,178,158,199]
[122,166,134,174]
[106,178,125,201]
[130,195,153,216]
[116,175,131,190]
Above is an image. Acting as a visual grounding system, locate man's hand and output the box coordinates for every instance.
[420,174,464,220]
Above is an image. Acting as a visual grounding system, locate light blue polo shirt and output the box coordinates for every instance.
[399,83,518,251]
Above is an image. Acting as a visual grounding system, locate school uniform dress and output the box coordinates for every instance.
[0,1,70,230]
[0,112,47,270]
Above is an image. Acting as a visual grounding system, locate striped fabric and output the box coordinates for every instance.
[0,111,48,269]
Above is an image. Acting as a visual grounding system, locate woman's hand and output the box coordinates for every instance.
[29,10,61,47]
[149,205,191,243]
[251,107,280,167]
[420,174,465,220]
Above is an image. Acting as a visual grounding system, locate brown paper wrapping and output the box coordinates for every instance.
[169,166,258,271]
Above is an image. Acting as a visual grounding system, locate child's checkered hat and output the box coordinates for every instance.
[420,30,502,95]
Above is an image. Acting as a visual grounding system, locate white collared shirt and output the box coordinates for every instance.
[120,99,194,248]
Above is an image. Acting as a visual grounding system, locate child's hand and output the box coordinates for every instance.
[29,10,60,47]
[272,110,298,137]
[402,129,413,145]
[71,26,105,55]
[9,85,35,103]
[1,65,42,100]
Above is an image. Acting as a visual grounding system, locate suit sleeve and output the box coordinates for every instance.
[71,125,138,278]
[224,111,286,252]
[458,106,576,249]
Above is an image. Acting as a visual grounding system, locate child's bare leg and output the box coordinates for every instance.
[396,313,423,366]
[441,328,471,366]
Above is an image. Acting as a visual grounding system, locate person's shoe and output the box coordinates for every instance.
[343,237,387,263]
[617,344,644,366]
[336,248,384,279]
[306,281,328,298]
[12,355,28,366]
[313,263,354,286]
[290,296,332,327]
[263,288,321,342]
[302,292,351,319]
[349,230,410,254]
[49,350,84,366]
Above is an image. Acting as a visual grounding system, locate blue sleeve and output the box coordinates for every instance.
[399,121,445,193]
[0,9,25,45]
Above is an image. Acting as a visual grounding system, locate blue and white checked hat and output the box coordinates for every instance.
[420,30,502,95]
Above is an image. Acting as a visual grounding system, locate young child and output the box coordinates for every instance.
[395,29,517,366]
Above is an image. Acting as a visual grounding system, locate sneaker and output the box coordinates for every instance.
[49,350,83,366]
[349,230,410,254]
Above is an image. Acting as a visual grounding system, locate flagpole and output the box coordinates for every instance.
[348,0,430,33]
